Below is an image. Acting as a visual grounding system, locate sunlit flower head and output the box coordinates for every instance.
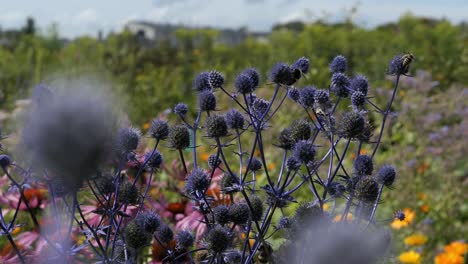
[404,234,428,246]
[444,241,468,256]
[398,250,421,264]
[391,208,415,229]
[435,252,464,264]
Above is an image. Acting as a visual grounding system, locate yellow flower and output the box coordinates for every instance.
[322,203,330,212]
[398,250,421,264]
[333,213,353,222]
[434,252,464,264]
[404,234,428,246]
[444,241,468,256]
[391,208,415,229]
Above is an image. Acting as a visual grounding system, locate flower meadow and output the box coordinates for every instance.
[0,53,465,264]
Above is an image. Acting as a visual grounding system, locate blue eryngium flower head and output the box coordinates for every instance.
[174,103,188,116]
[291,56,310,74]
[242,68,260,88]
[247,157,262,172]
[327,181,346,197]
[116,127,141,155]
[118,181,139,204]
[205,114,228,138]
[185,168,210,196]
[252,98,270,118]
[213,205,231,225]
[229,202,250,225]
[292,140,316,164]
[337,110,366,140]
[355,176,379,202]
[290,119,311,142]
[299,86,316,108]
[144,150,163,169]
[388,54,410,75]
[208,70,224,89]
[286,156,302,171]
[137,211,161,233]
[376,165,396,187]
[270,62,296,85]
[176,230,195,249]
[331,73,351,98]
[288,87,300,102]
[156,224,174,244]
[351,91,366,108]
[353,155,374,176]
[168,125,190,150]
[314,89,332,111]
[351,75,369,95]
[193,71,211,91]
[277,128,295,150]
[226,109,245,130]
[198,90,217,112]
[124,220,152,249]
[21,86,115,192]
[0,154,11,168]
[249,195,264,221]
[234,73,255,94]
[329,55,347,73]
[149,119,169,141]
[205,225,232,253]
[207,154,221,169]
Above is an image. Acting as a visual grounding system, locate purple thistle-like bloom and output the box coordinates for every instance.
[388,54,410,75]
[331,73,351,98]
[226,109,245,130]
[185,168,210,196]
[270,62,295,85]
[234,73,255,94]
[242,68,260,88]
[299,86,316,108]
[354,155,374,176]
[144,150,163,169]
[329,55,347,73]
[293,140,316,164]
[291,56,310,74]
[149,119,169,141]
[351,75,369,95]
[199,90,217,112]
[174,103,188,116]
[351,91,366,108]
[194,71,211,91]
[208,70,224,88]
[376,165,396,187]
[0,154,11,168]
[288,87,300,102]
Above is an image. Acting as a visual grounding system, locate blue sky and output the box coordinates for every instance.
[0,0,466,38]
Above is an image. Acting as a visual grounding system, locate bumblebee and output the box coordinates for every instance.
[401,53,414,75]
[257,242,275,264]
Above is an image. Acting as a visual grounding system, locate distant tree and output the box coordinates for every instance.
[22,17,36,35]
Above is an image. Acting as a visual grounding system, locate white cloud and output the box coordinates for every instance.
[73,8,98,25]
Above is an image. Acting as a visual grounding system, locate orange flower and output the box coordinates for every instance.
[434,252,464,264]
[417,162,429,174]
[420,204,429,213]
[417,192,428,200]
[404,234,428,246]
[391,208,415,229]
[444,241,468,256]
[142,122,150,130]
[398,250,421,264]
[350,149,368,160]
[200,153,210,162]
[267,162,276,171]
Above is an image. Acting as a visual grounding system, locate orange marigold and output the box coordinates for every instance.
[398,250,421,264]
[404,234,428,246]
[444,241,468,256]
[434,252,464,264]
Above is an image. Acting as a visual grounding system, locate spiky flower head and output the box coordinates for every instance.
[220,173,240,194]
[329,55,347,73]
[206,115,228,138]
[229,203,250,225]
[389,54,410,75]
[252,98,270,118]
[224,251,242,264]
[242,68,260,88]
[293,140,316,164]
[234,73,255,94]
[168,125,190,150]
[355,177,379,203]
[185,168,210,196]
[213,205,231,225]
[294,203,323,225]
[331,73,351,97]
[226,109,245,130]
[351,91,366,108]
[118,182,139,204]
[299,86,316,108]
[199,90,217,112]
[270,62,295,85]
[354,155,374,176]
[149,119,169,141]
[291,56,310,74]
[249,195,264,221]
[351,75,369,95]
[174,103,188,116]
[337,111,366,139]
[156,224,174,244]
[209,70,224,89]
[116,127,141,154]
[145,150,163,169]
[376,165,396,187]
[314,89,331,106]
[277,128,295,150]
[288,87,300,102]
[137,211,161,233]
[194,72,211,91]
[248,157,263,172]
[208,154,221,169]
[176,230,195,249]
[124,220,152,249]
[286,156,302,171]
[279,216,293,229]
[290,119,311,141]
[205,225,232,253]
[0,154,11,168]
